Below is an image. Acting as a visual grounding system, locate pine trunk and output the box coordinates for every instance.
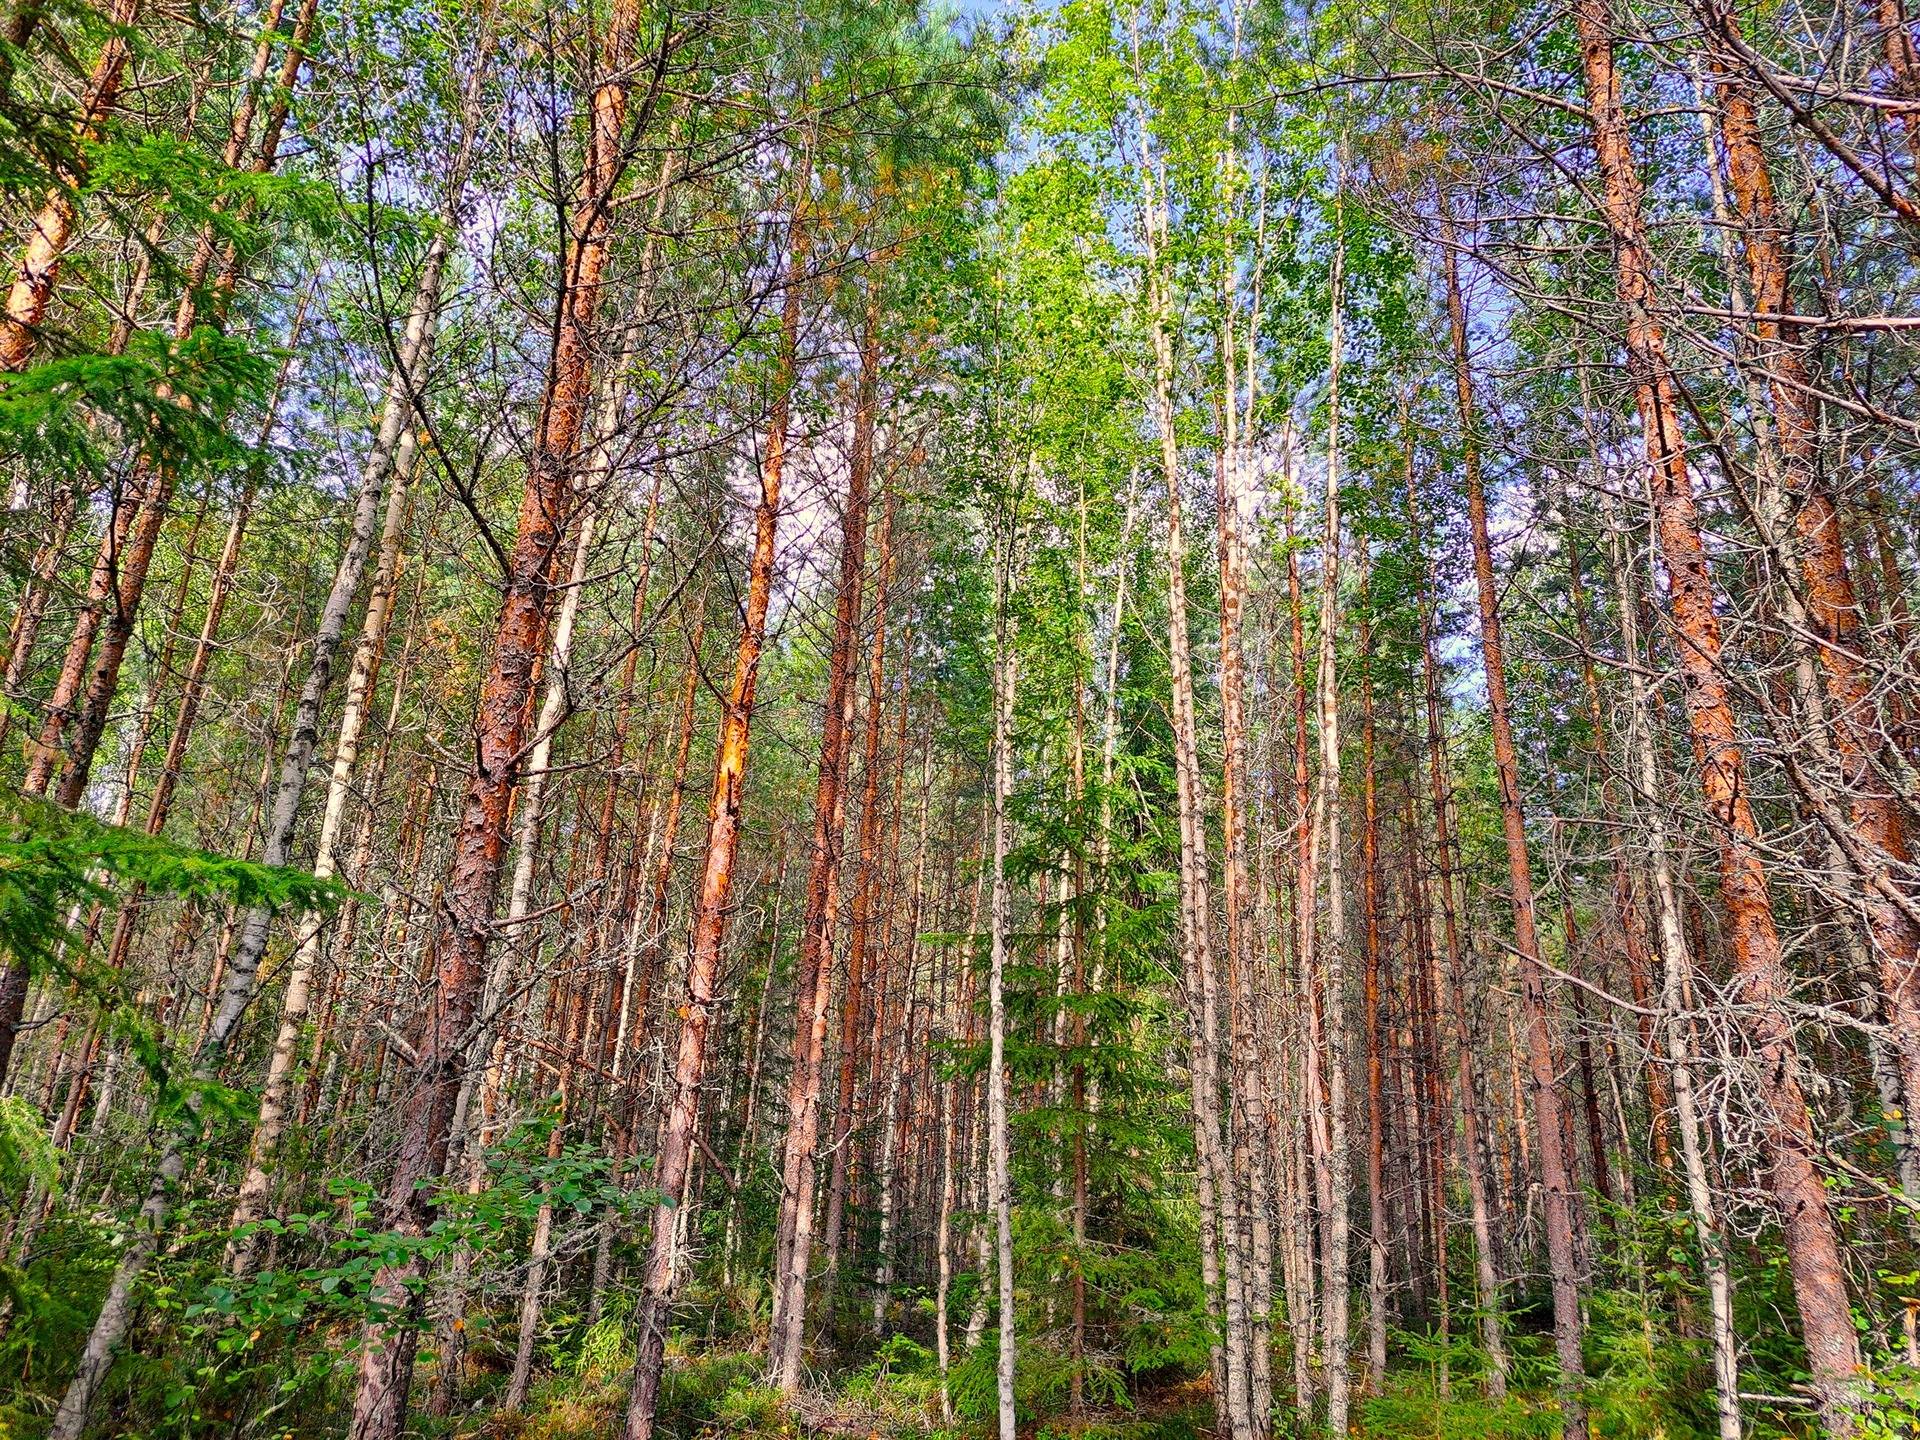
[621,168,808,1440]
[0,0,144,371]
[1572,2,1865,1424]
[825,483,896,1284]
[347,7,658,1428]
[1443,220,1585,1433]
[767,281,879,1390]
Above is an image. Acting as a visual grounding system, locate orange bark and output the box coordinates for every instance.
[768,282,881,1389]
[1444,222,1586,1435]
[622,160,811,1440]
[346,6,665,1433]
[1574,0,1864,1423]
[824,485,897,1278]
[1706,1,1920,1165]
[0,0,144,371]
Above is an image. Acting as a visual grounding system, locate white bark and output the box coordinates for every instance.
[1313,235,1353,1436]
[989,532,1019,1440]
[1610,515,1743,1440]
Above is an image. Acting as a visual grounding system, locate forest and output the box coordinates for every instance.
[1,0,1919,1434]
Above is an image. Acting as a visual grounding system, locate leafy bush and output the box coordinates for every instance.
[1356,1388,1563,1440]
[1861,1366,1920,1440]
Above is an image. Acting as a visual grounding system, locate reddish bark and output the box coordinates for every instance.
[346,8,669,1434]
[768,282,880,1390]
[622,163,810,1440]
[1874,0,1920,167]
[1705,0,1920,1171]
[824,484,897,1280]
[0,0,315,1090]
[1444,219,1587,1436]
[0,0,145,371]
[628,608,707,1086]
[1574,0,1865,1422]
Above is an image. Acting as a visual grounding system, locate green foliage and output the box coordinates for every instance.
[0,795,345,1109]
[0,792,343,939]
[0,327,275,478]
[714,1376,789,1431]
[574,1314,636,1383]
[86,133,342,243]
[0,1094,57,1197]
[651,1351,781,1440]
[1861,1366,1920,1440]
[943,1336,1007,1424]
[1357,1383,1563,1440]
[1392,1321,1508,1401]
[1583,1285,1718,1440]
[837,1334,950,1423]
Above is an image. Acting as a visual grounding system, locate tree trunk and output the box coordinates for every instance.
[1312,235,1356,1439]
[936,941,958,1421]
[988,525,1019,1440]
[1607,509,1744,1440]
[825,481,897,1285]
[347,7,664,1429]
[1571,1,1865,1425]
[875,725,932,1334]
[1412,471,1510,1397]
[1443,216,1585,1435]
[225,228,454,1274]
[767,279,879,1392]
[621,162,808,1440]
[0,0,144,371]
[1218,330,1274,1440]
[1135,105,1255,1439]
[1277,454,1322,1425]
[1359,538,1389,1397]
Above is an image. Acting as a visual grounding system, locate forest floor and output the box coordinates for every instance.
[453,1344,1561,1440]
[445,1343,1223,1440]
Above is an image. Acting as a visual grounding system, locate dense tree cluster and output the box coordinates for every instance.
[2,0,1919,1435]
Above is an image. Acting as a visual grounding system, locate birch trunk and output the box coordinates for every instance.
[988,528,1019,1440]
[225,223,457,1273]
[1130,68,1255,1436]
[1607,511,1743,1440]
[1312,235,1356,1438]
